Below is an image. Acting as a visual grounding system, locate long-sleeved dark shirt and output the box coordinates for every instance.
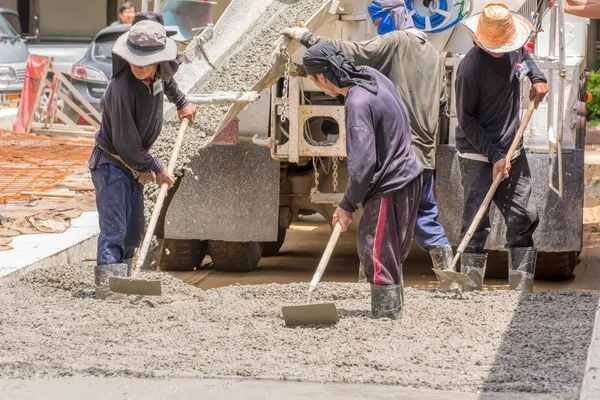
[302,30,446,170]
[88,66,189,174]
[455,47,546,165]
[340,66,422,213]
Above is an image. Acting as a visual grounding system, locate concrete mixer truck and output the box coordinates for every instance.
[157,0,590,280]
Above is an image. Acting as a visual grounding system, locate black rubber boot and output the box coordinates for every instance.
[94,263,128,300]
[430,245,454,289]
[370,284,403,319]
[508,247,537,292]
[460,253,487,292]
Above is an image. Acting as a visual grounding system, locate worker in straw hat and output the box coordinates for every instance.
[88,12,196,294]
[301,42,423,319]
[282,1,456,285]
[454,4,548,292]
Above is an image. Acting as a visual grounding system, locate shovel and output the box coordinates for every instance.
[281,221,342,327]
[449,101,536,276]
[109,119,190,296]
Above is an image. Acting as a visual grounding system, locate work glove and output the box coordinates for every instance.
[280,26,310,43]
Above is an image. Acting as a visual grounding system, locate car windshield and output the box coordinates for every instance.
[0,15,17,39]
[93,32,122,61]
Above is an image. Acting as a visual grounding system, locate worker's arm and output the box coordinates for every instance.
[550,0,600,18]
[521,48,549,109]
[164,78,197,124]
[339,102,377,214]
[455,69,505,165]
[301,32,397,71]
[108,88,164,174]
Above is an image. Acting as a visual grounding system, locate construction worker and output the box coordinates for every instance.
[302,42,422,318]
[111,2,136,26]
[282,0,455,283]
[455,4,548,292]
[89,12,196,293]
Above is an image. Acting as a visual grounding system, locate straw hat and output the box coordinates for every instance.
[113,20,177,66]
[462,3,532,54]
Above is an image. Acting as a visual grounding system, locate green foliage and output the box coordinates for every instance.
[588,70,600,122]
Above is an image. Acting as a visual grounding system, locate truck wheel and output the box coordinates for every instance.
[483,250,577,281]
[262,228,287,257]
[535,251,578,281]
[210,241,263,272]
[159,239,208,271]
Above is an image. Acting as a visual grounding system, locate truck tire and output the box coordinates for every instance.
[210,241,263,272]
[159,239,208,271]
[535,251,578,281]
[262,228,287,257]
[483,250,577,281]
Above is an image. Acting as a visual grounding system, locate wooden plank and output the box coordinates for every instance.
[20,191,77,198]
[56,109,79,130]
[56,90,100,129]
[51,65,102,122]
[25,57,51,134]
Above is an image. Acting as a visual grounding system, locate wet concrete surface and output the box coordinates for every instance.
[172,215,600,294]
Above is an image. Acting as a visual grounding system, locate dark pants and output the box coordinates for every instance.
[458,153,539,253]
[91,164,145,266]
[358,174,422,285]
[413,168,450,251]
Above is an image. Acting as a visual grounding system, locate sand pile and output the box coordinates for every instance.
[0,262,596,396]
[144,0,326,214]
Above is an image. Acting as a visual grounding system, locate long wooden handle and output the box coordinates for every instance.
[309,221,343,292]
[135,119,190,271]
[451,102,536,270]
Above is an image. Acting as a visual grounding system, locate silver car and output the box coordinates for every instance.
[0,12,28,106]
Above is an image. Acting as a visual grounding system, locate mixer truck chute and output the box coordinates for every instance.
[159,0,589,278]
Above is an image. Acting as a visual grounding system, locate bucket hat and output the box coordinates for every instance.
[112,19,177,66]
[462,3,532,54]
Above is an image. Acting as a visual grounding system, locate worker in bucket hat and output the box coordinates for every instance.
[282,1,456,287]
[454,4,548,293]
[88,12,196,298]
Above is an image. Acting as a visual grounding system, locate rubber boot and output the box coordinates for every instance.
[124,258,133,277]
[370,284,403,319]
[508,247,537,292]
[430,245,455,289]
[94,263,128,300]
[460,253,487,292]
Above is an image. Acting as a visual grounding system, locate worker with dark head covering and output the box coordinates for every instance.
[89,12,196,298]
[283,2,454,286]
[303,42,423,319]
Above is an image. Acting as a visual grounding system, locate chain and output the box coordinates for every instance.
[332,157,339,193]
[311,157,320,196]
[280,44,291,123]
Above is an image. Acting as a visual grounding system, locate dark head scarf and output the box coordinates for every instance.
[368,0,414,35]
[112,11,180,81]
[302,42,378,94]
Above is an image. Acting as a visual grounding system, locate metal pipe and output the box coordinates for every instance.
[142,0,149,12]
[154,0,161,13]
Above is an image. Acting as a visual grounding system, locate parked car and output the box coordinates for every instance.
[66,24,130,122]
[0,11,28,107]
[67,24,179,123]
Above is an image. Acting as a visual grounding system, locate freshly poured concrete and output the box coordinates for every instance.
[0,260,596,397]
